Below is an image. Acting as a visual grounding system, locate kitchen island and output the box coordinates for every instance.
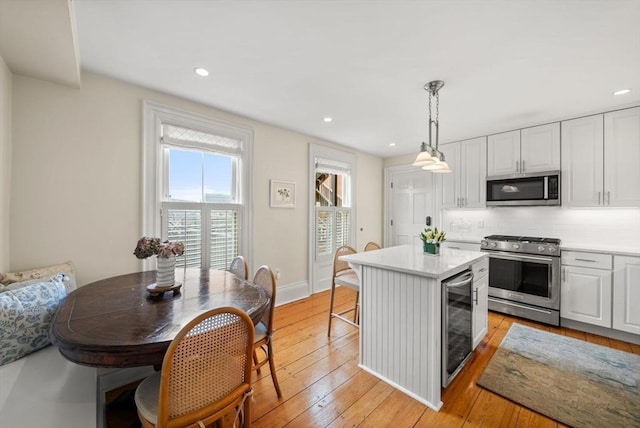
[341,244,487,411]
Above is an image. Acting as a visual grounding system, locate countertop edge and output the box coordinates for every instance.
[561,243,640,258]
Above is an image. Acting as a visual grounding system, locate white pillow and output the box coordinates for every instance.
[0,275,67,366]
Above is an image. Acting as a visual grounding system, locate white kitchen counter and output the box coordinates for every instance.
[341,244,486,279]
[561,242,640,257]
[340,245,488,411]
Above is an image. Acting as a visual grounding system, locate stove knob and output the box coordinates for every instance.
[548,247,557,253]
[490,242,497,248]
[513,244,520,250]
[538,245,545,252]
[481,240,488,247]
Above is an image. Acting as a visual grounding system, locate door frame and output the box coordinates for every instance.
[308,144,357,294]
[383,164,439,247]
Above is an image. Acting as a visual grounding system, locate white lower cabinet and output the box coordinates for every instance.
[561,251,613,328]
[472,259,489,349]
[613,256,640,335]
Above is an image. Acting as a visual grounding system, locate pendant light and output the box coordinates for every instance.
[413,80,451,173]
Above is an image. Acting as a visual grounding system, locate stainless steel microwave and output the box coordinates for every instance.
[486,171,560,206]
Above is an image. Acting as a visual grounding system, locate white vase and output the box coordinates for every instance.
[156,254,176,287]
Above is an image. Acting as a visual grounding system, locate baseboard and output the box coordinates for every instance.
[275,280,310,306]
[561,318,640,345]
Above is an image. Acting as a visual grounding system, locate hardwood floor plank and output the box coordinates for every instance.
[514,407,559,428]
[358,389,426,428]
[325,379,395,428]
[462,389,520,427]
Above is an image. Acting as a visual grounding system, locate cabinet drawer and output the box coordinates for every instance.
[472,258,489,279]
[561,251,612,270]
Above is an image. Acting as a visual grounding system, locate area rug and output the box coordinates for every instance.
[477,323,640,428]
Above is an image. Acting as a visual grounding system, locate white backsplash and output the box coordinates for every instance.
[442,207,640,247]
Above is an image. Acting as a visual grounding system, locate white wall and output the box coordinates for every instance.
[11,72,383,286]
[356,151,383,250]
[442,207,640,248]
[0,56,12,272]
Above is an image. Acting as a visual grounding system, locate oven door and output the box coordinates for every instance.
[486,251,560,310]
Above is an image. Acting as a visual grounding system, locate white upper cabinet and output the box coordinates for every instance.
[520,122,561,173]
[440,137,486,209]
[604,107,640,206]
[487,130,520,176]
[487,123,560,177]
[562,107,640,207]
[561,114,604,207]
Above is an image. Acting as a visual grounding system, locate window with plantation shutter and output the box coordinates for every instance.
[144,102,252,272]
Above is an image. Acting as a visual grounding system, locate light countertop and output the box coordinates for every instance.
[560,242,640,257]
[341,244,487,279]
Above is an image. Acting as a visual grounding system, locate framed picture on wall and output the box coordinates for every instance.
[270,180,296,208]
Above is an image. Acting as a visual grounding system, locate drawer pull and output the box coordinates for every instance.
[449,246,460,250]
[478,268,487,272]
[575,258,597,263]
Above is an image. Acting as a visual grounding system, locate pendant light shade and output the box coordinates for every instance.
[412,142,435,166]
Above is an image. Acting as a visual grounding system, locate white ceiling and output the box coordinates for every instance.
[5,1,640,158]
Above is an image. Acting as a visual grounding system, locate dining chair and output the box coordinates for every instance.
[328,245,360,336]
[134,307,254,428]
[251,265,283,398]
[229,255,249,280]
[364,241,381,251]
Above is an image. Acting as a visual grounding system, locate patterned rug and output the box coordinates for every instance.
[478,323,640,428]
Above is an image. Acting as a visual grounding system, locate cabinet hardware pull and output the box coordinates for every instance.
[522,160,525,172]
[473,288,479,305]
[562,268,566,282]
[516,160,520,173]
[479,268,487,272]
[449,246,460,250]
[607,191,611,205]
[597,191,601,205]
[575,258,597,263]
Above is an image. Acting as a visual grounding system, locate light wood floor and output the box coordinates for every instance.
[248,287,640,428]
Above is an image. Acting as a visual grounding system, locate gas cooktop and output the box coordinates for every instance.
[481,235,561,255]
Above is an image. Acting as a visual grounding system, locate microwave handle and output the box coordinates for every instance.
[544,176,548,199]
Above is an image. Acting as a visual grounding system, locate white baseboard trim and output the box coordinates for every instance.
[275,280,310,306]
[561,318,640,345]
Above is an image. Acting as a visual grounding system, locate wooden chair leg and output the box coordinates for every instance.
[353,291,359,323]
[267,340,283,398]
[328,282,336,336]
[253,349,261,375]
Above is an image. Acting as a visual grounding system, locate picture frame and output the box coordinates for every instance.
[270,180,296,208]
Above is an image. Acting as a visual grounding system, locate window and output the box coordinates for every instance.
[314,157,353,260]
[143,102,253,271]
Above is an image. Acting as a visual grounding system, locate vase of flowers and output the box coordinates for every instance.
[134,237,185,287]
[419,227,446,255]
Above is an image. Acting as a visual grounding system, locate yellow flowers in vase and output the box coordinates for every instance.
[419,227,446,255]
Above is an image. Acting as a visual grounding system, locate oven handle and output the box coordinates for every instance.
[484,251,555,264]
[445,272,474,288]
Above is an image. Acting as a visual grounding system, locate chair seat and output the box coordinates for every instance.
[134,371,160,425]
[254,321,268,343]
[334,271,359,291]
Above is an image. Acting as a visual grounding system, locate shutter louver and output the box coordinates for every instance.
[210,209,239,270]
[166,209,202,268]
[335,210,351,248]
[315,209,334,259]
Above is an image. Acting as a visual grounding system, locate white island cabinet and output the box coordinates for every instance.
[341,245,487,411]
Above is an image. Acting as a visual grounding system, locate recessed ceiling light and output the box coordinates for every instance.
[194,67,209,77]
[389,142,396,147]
[323,117,333,122]
[613,88,631,96]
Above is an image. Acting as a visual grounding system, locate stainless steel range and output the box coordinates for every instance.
[481,235,561,326]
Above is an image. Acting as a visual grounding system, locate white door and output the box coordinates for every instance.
[387,167,435,247]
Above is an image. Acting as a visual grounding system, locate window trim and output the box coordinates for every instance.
[142,101,253,270]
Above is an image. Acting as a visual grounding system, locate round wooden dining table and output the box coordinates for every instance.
[50,268,268,368]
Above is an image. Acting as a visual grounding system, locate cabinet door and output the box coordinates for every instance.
[520,122,560,173]
[613,256,640,335]
[439,142,460,209]
[561,266,612,327]
[604,107,640,207]
[472,273,488,349]
[460,137,487,208]
[561,114,604,207]
[487,130,520,177]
